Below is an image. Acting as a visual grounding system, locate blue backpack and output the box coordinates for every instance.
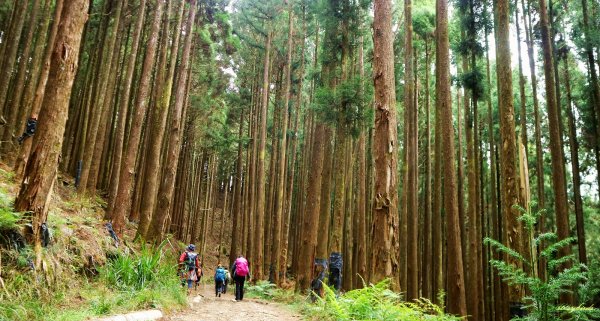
[215,267,226,282]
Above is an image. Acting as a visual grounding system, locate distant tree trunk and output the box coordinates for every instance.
[421,38,432,300]
[404,0,418,301]
[484,10,504,319]
[271,5,293,286]
[14,0,88,267]
[436,0,467,315]
[1,0,42,154]
[515,6,528,155]
[355,35,368,289]
[230,112,245,265]
[370,0,400,288]
[146,0,197,243]
[538,0,572,302]
[521,0,545,224]
[253,29,272,282]
[432,46,443,305]
[105,0,149,219]
[111,0,163,235]
[138,0,183,239]
[0,0,27,124]
[562,56,587,265]
[580,0,600,195]
[86,0,127,194]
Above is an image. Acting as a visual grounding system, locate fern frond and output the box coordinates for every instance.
[540,237,576,259]
[484,238,527,264]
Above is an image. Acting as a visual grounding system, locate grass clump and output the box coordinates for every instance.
[300,280,460,321]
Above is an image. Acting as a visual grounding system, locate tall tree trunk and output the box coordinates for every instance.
[0,0,27,123]
[562,56,587,265]
[580,0,600,195]
[1,0,42,154]
[271,5,293,286]
[370,0,400,288]
[146,0,197,242]
[105,0,149,219]
[14,0,89,268]
[14,0,64,177]
[436,0,467,315]
[138,0,184,239]
[253,29,272,282]
[404,0,419,301]
[111,0,164,235]
[230,111,245,265]
[355,35,368,290]
[421,38,432,300]
[496,0,524,307]
[538,0,572,303]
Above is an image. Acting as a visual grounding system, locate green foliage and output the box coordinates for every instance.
[301,280,460,321]
[101,243,178,291]
[485,206,600,321]
[312,77,373,137]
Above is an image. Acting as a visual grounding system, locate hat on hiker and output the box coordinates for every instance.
[187,244,196,251]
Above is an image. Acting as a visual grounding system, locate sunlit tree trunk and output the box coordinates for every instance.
[436,0,467,315]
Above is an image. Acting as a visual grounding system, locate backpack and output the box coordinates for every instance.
[184,252,198,271]
[215,267,226,282]
[235,257,249,277]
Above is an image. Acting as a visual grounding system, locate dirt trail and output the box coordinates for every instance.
[164,283,303,321]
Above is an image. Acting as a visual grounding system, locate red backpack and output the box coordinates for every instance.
[235,257,249,277]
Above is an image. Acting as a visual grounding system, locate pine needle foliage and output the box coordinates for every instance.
[301,280,461,321]
[484,206,600,321]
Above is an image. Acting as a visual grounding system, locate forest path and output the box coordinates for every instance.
[164,283,303,321]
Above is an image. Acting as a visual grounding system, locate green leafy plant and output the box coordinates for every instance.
[301,280,460,321]
[485,206,600,321]
[101,243,177,291]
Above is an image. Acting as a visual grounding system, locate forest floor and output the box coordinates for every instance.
[164,283,302,321]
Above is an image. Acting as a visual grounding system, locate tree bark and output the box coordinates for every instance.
[370,0,400,288]
[437,0,467,315]
[111,0,164,234]
[105,0,149,219]
[138,0,184,239]
[538,1,572,302]
[562,56,587,265]
[14,0,89,267]
[147,0,196,243]
[14,0,62,177]
[253,30,272,282]
[1,0,43,154]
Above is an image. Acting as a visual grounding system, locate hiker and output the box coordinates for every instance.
[16,115,37,144]
[223,267,231,294]
[231,255,250,302]
[214,264,226,297]
[179,244,200,295]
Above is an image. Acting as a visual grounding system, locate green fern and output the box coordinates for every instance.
[485,206,600,321]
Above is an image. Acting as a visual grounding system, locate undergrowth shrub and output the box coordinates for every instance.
[485,206,600,321]
[301,280,460,321]
[101,243,184,293]
[246,280,300,303]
